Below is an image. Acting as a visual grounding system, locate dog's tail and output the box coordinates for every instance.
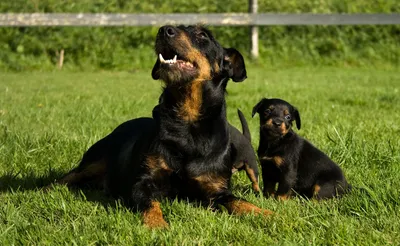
[237,109,251,141]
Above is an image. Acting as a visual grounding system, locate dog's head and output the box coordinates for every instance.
[152,25,247,85]
[252,98,301,138]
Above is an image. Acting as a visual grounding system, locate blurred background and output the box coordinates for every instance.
[0,0,399,71]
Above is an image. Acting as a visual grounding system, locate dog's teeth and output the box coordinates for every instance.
[173,55,177,62]
[159,53,166,63]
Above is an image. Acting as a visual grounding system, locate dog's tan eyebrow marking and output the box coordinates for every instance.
[283,109,289,115]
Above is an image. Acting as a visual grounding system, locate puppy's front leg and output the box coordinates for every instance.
[218,193,273,216]
[276,170,296,201]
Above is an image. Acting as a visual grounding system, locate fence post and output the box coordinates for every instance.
[249,0,258,60]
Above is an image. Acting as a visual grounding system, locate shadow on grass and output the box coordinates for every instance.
[0,170,267,213]
[0,170,119,208]
[0,169,62,192]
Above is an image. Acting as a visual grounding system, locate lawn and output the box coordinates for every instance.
[0,66,399,245]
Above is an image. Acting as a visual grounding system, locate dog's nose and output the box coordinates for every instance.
[273,120,282,126]
[160,26,176,38]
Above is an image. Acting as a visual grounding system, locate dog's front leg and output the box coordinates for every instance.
[131,156,174,229]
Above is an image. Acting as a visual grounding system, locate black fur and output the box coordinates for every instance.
[252,98,351,200]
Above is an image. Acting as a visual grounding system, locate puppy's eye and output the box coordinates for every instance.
[285,115,291,120]
[265,109,271,114]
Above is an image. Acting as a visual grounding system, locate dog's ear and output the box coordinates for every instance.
[151,59,161,80]
[223,48,247,82]
[252,98,267,118]
[293,107,301,130]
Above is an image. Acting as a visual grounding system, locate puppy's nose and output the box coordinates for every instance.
[273,120,283,126]
[160,25,176,38]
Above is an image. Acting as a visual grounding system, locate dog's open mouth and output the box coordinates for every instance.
[158,53,196,72]
[153,49,199,83]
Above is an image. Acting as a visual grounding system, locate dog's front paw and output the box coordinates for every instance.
[143,201,169,229]
[143,216,169,229]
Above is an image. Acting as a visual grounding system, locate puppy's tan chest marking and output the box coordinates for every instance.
[261,155,285,167]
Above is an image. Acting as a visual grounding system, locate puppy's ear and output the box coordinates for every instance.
[151,59,160,80]
[252,98,267,118]
[223,48,247,82]
[293,107,301,130]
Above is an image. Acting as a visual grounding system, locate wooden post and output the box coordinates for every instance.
[58,49,64,69]
[249,0,258,60]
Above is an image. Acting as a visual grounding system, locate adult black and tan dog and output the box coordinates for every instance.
[47,25,272,228]
[252,98,351,200]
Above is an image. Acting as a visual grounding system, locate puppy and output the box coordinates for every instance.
[252,98,351,200]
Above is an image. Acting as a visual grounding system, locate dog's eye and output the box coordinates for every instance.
[265,109,271,114]
[198,32,208,39]
[285,115,291,120]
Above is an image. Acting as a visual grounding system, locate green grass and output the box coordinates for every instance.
[1,67,400,245]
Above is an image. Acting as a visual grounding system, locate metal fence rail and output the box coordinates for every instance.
[1,13,400,27]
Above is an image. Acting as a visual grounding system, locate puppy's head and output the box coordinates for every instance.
[252,98,301,138]
[152,25,247,85]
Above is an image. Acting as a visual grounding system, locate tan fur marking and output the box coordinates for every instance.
[277,194,290,201]
[261,156,284,167]
[224,200,273,216]
[177,78,204,122]
[143,201,169,229]
[194,174,228,197]
[283,109,289,115]
[176,33,212,123]
[266,118,273,127]
[273,156,284,166]
[280,122,288,135]
[244,163,260,192]
[213,61,220,73]
[52,159,107,188]
[146,156,172,178]
[177,33,211,80]
[313,184,321,197]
